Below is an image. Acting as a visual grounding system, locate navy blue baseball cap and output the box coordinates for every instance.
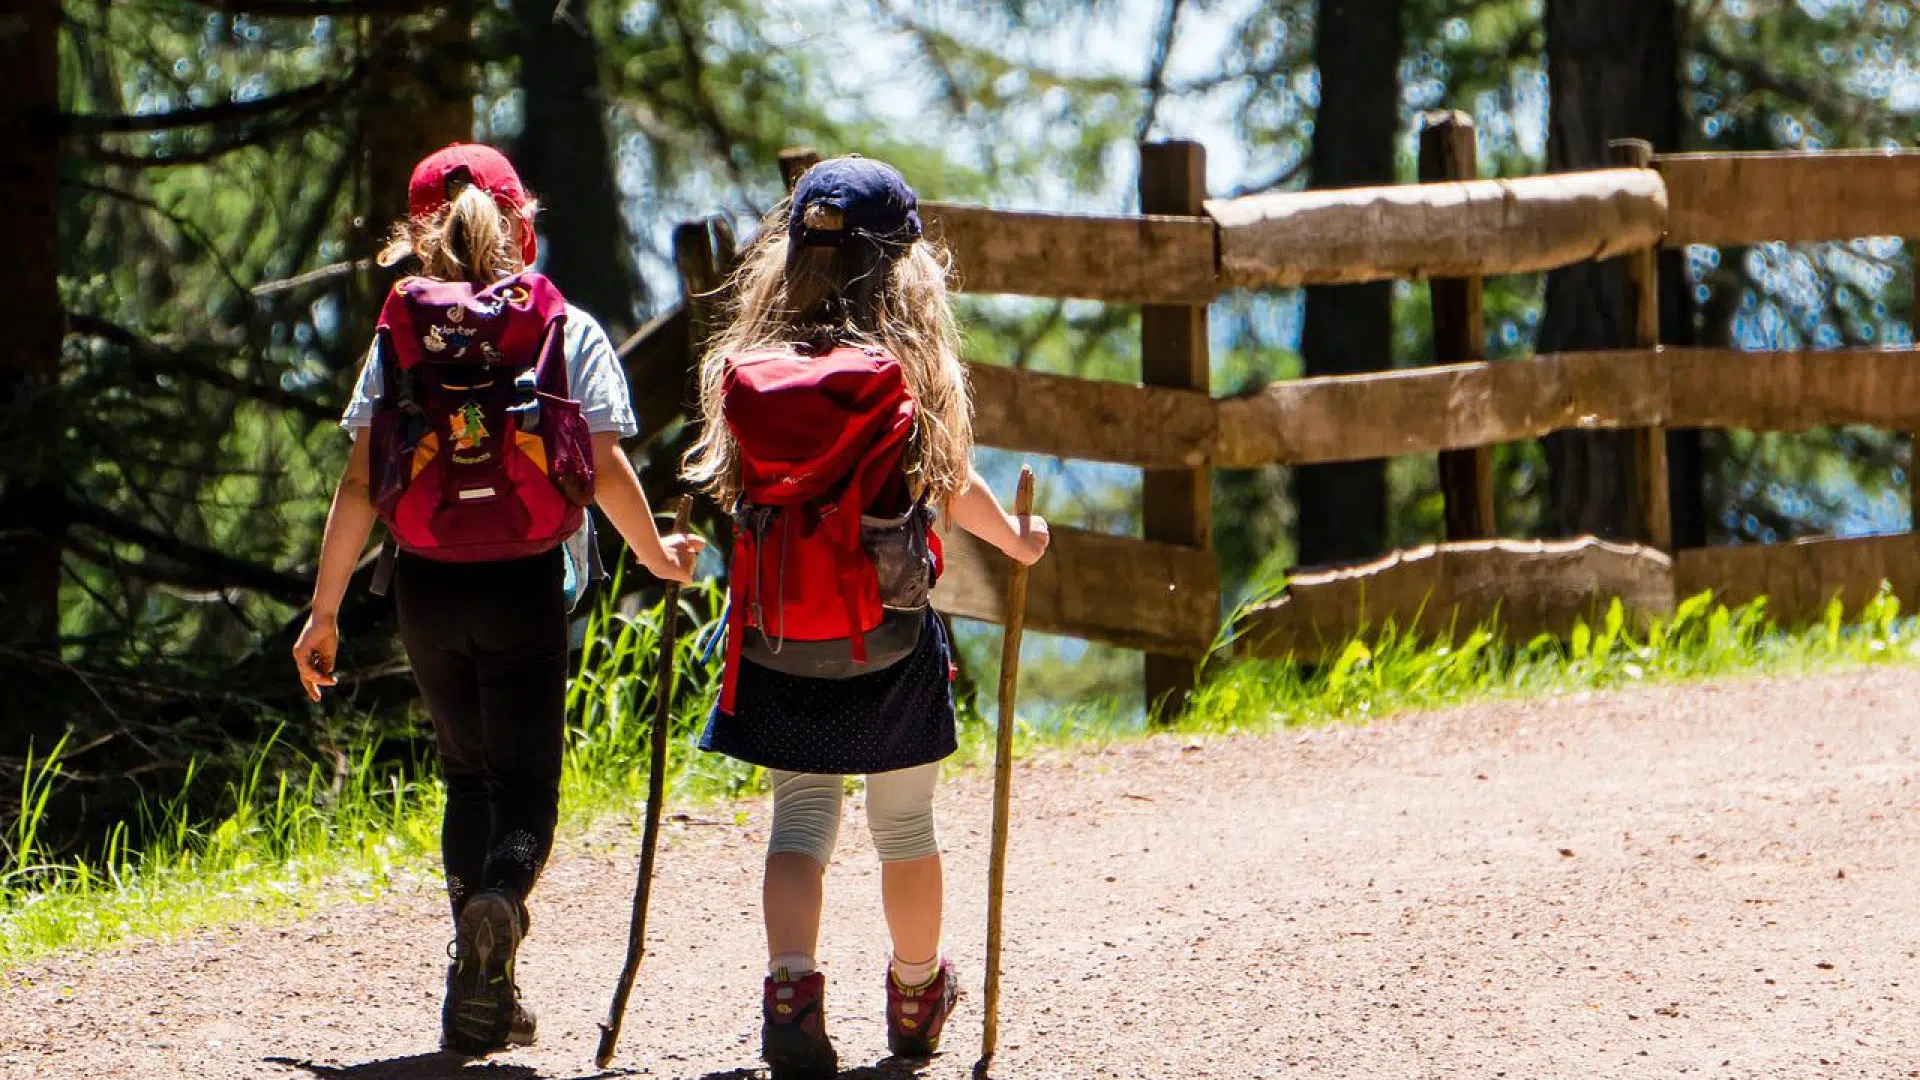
[789,156,923,248]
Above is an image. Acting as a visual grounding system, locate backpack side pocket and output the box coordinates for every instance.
[862,501,935,612]
[534,392,595,508]
[368,407,423,521]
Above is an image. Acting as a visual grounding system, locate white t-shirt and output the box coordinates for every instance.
[340,303,639,437]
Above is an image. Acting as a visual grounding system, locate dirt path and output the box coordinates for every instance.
[7,668,1920,1079]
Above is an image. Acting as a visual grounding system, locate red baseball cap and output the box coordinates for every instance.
[407,143,538,264]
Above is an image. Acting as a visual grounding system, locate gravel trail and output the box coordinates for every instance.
[7,668,1919,1079]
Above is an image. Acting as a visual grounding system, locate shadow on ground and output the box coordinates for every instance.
[265,1053,636,1080]
[689,1055,934,1080]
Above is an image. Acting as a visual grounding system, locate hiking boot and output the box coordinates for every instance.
[761,969,837,1080]
[507,998,537,1047]
[441,889,528,1055]
[886,958,958,1058]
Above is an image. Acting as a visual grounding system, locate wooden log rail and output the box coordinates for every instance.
[922,169,1670,301]
[1233,532,1920,664]
[1656,150,1920,247]
[1673,532,1920,628]
[1237,537,1675,664]
[922,151,1920,305]
[932,523,1220,659]
[967,345,1920,470]
[1205,169,1667,288]
[921,202,1218,305]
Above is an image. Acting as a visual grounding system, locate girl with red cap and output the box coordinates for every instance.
[293,142,704,1055]
[684,156,1049,1078]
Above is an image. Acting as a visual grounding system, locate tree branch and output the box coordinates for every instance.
[59,497,314,605]
[195,0,439,16]
[1136,0,1185,144]
[1220,157,1308,198]
[60,74,355,136]
[70,92,348,170]
[1690,35,1893,143]
[657,0,755,193]
[250,259,372,298]
[68,313,340,422]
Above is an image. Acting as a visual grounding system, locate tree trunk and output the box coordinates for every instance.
[511,0,647,342]
[1292,0,1404,567]
[0,0,64,652]
[1539,0,1683,540]
[359,4,477,266]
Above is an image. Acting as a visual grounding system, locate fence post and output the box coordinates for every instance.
[1611,138,1672,552]
[1138,140,1211,719]
[674,221,724,353]
[779,146,821,191]
[1419,111,1495,540]
[1908,145,1918,526]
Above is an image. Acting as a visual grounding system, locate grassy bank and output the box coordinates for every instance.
[4,585,1914,966]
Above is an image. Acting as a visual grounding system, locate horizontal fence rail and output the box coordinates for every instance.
[1674,532,1920,627]
[1229,532,1920,665]
[965,346,1920,471]
[1655,150,1920,247]
[1205,169,1668,288]
[932,523,1221,658]
[923,151,1920,304]
[1237,537,1675,663]
[921,202,1217,305]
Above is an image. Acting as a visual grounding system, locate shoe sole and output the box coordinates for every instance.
[763,1023,838,1080]
[888,1033,941,1058]
[444,893,522,1054]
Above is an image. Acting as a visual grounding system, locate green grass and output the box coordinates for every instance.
[5,582,1916,967]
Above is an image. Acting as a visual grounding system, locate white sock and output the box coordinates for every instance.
[769,952,816,979]
[890,951,940,988]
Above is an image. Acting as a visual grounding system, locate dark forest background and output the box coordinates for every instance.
[4,0,1917,849]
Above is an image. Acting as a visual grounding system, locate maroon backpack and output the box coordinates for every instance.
[367,272,594,564]
[716,345,943,713]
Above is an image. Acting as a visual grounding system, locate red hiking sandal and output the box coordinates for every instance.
[886,958,958,1058]
[762,969,837,1079]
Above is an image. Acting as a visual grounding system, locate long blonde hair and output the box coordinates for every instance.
[377,183,532,283]
[682,201,973,505]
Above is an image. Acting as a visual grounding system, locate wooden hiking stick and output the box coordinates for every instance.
[977,466,1036,1076]
[595,495,694,1069]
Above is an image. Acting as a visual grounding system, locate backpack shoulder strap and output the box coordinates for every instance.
[532,302,570,399]
[375,278,425,371]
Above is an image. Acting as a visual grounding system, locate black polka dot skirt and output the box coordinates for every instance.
[698,609,958,775]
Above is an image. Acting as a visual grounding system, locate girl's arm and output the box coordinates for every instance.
[946,465,1049,566]
[293,436,378,701]
[591,432,706,583]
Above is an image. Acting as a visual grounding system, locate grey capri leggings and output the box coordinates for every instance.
[768,763,940,866]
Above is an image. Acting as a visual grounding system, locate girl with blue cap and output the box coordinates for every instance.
[684,156,1050,1077]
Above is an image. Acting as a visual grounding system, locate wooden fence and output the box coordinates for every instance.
[630,130,1920,708]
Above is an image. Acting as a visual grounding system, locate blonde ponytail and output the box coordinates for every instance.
[378,184,531,284]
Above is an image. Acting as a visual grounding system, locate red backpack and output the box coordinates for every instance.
[367,272,595,564]
[717,345,943,713]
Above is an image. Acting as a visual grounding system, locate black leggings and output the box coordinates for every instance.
[394,549,569,925]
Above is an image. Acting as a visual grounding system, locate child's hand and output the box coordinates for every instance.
[292,613,340,702]
[1006,513,1050,567]
[646,532,707,584]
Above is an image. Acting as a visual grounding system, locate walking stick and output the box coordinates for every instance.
[977,466,1036,1077]
[595,495,694,1069]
